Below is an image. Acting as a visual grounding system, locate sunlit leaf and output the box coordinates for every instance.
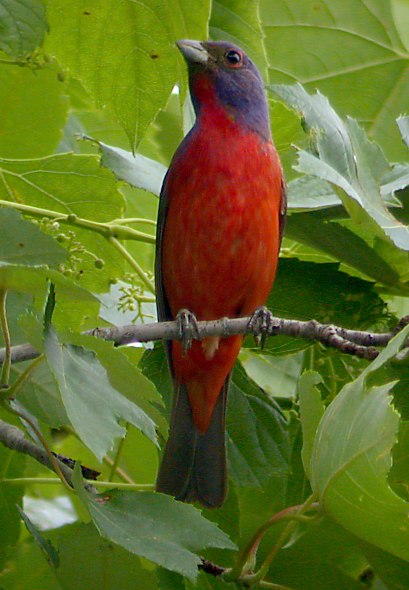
[311,326,409,560]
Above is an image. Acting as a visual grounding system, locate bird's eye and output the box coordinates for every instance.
[224,49,243,67]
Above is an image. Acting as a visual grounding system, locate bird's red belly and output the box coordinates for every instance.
[161,129,282,431]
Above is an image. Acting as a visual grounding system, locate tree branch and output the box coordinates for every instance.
[0,315,407,366]
[0,419,96,492]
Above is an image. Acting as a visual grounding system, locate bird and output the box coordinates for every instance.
[155,39,286,508]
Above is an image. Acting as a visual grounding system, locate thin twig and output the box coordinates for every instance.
[0,290,11,386]
[1,315,406,367]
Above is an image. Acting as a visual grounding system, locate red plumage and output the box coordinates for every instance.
[156,40,285,507]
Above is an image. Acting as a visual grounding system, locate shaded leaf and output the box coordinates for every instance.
[47,522,157,590]
[264,258,386,354]
[0,208,67,268]
[285,212,402,287]
[298,371,324,481]
[73,467,235,580]
[311,326,409,560]
[227,363,291,487]
[0,0,47,57]
[363,542,409,590]
[17,507,59,568]
[0,445,25,548]
[44,327,157,462]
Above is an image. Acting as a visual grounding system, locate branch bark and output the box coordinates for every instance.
[0,314,406,366]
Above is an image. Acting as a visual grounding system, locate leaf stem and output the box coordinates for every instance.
[0,199,155,243]
[7,355,45,398]
[2,402,72,492]
[0,290,11,388]
[108,425,128,481]
[108,237,155,293]
[1,477,154,490]
[250,494,318,585]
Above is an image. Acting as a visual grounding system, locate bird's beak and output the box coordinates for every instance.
[176,40,210,65]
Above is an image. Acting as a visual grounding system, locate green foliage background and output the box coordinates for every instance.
[0,1,408,588]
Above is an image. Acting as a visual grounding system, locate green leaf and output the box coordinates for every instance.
[265,258,386,353]
[261,0,409,160]
[0,445,25,548]
[0,208,67,268]
[272,84,409,251]
[73,467,235,580]
[363,542,409,590]
[285,212,402,287]
[17,507,59,568]
[287,176,340,210]
[13,360,68,428]
[298,371,324,481]
[267,517,366,590]
[210,0,268,78]
[310,325,409,560]
[0,153,124,221]
[44,327,157,462]
[0,153,126,291]
[46,0,210,151]
[239,349,304,398]
[227,363,291,487]
[64,332,167,435]
[0,0,47,58]
[47,522,157,590]
[0,64,68,158]
[0,265,99,332]
[397,116,409,149]
[98,141,166,195]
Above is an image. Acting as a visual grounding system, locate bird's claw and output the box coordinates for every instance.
[176,308,199,355]
[248,306,275,348]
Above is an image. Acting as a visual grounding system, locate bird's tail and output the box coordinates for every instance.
[156,380,228,508]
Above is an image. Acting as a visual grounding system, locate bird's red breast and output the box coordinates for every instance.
[161,76,283,432]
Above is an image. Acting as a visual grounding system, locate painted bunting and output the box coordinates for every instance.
[155,40,286,507]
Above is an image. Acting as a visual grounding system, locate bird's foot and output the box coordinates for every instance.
[176,308,199,355]
[248,306,276,348]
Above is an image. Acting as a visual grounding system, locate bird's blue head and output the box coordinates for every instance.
[177,40,271,141]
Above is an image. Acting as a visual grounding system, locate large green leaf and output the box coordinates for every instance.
[311,325,409,560]
[0,64,68,158]
[0,207,67,268]
[272,84,409,251]
[261,0,409,160]
[74,467,235,580]
[0,0,47,58]
[44,327,157,462]
[46,0,211,152]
